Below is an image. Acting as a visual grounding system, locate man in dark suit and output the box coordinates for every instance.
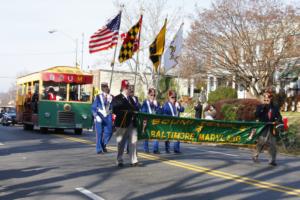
[112,80,141,167]
[253,91,283,166]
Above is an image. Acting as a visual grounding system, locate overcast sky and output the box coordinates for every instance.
[0,0,213,92]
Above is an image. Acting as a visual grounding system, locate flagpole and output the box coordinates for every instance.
[109,8,124,89]
[133,15,143,93]
[109,39,119,89]
[156,62,161,91]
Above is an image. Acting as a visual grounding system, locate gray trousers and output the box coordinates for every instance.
[115,123,138,165]
[254,126,277,163]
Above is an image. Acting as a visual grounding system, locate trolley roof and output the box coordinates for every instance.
[17,66,93,84]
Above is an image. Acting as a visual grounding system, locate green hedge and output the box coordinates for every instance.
[220,104,238,121]
[208,87,237,104]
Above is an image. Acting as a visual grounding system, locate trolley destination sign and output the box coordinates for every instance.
[42,72,93,84]
[137,113,267,144]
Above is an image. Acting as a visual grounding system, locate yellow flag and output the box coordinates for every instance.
[149,19,167,72]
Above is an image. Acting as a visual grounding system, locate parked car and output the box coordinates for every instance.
[2,107,16,126]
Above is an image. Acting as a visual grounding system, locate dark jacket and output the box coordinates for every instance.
[194,103,203,119]
[255,103,283,136]
[112,93,139,128]
[255,103,282,123]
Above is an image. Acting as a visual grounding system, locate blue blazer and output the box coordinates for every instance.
[91,93,112,121]
[141,100,161,114]
[162,101,184,117]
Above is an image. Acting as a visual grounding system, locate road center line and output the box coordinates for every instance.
[76,187,105,200]
[57,134,300,197]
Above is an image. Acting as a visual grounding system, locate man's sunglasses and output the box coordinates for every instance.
[150,94,156,97]
[170,96,177,99]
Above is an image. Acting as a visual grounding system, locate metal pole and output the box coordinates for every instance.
[109,44,119,89]
[81,33,84,70]
[156,62,161,91]
[133,59,138,94]
[75,38,78,66]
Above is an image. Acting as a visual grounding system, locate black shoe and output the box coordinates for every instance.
[174,150,181,154]
[130,162,143,167]
[252,156,259,163]
[96,151,103,154]
[153,150,160,154]
[144,150,150,153]
[117,163,124,168]
[269,162,277,167]
[165,149,170,154]
[103,147,108,153]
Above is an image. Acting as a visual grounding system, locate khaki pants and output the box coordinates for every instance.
[115,123,138,165]
[254,126,277,163]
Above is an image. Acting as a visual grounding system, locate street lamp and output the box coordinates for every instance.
[48,29,78,67]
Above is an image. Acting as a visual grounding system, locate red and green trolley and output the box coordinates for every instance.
[16,66,94,134]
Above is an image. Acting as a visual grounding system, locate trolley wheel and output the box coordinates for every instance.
[74,128,83,135]
[40,127,48,134]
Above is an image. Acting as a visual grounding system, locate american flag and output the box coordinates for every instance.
[89,12,121,54]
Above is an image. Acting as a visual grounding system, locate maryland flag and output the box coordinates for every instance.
[149,19,167,72]
[118,16,143,63]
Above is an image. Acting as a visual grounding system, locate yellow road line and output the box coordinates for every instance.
[53,134,95,146]
[54,134,300,197]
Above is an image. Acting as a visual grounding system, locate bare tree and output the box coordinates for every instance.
[183,0,300,97]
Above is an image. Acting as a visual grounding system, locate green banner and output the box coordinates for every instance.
[137,113,267,144]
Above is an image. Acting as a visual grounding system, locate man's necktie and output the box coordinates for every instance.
[268,109,272,120]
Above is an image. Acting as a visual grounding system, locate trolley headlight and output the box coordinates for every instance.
[44,112,51,118]
[81,114,88,120]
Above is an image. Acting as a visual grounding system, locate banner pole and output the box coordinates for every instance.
[109,41,118,89]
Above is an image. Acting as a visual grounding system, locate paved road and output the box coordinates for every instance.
[0,125,300,200]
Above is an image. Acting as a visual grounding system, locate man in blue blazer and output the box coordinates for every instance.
[141,88,161,153]
[162,90,184,153]
[91,82,113,154]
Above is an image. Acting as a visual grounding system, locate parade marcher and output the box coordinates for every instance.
[124,85,141,154]
[141,88,161,153]
[112,80,141,167]
[162,90,185,153]
[91,82,113,154]
[129,85,141,110]
[253,91,283,166]
[194,100,203,119]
